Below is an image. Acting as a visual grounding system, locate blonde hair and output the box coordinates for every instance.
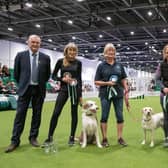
[163,44,168,60]
[103,43,116,57]
[63,42,78,66]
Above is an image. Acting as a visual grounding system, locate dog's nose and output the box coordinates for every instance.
[147,112,150,115]
[96,107,99,110]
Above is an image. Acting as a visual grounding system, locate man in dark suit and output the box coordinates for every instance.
[5,35,51,153]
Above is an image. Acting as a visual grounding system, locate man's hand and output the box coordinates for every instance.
[79,97,83,107]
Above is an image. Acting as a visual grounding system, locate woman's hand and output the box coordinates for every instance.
[106,81,116,86]
[124,91,130,111]
[62,76,72,84]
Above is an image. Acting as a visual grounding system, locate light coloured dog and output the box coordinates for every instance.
[141,107,164,147]
[80,100,102,148]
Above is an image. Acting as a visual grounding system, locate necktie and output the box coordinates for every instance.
[32,54,38,83]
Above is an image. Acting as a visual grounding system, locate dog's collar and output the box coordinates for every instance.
[86,114,93,116]
[143,118,151,122]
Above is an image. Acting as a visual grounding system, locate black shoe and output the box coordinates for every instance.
[101,138,109,147]
[5,143,19,153]
[29,138,40,147]
[41,137,53,148]
[118,138,127,147]
[68,136,75,146]
[163,137,168,148]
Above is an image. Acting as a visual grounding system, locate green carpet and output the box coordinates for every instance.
[0,96,167,168]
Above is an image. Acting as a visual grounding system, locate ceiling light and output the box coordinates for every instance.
[25,2,32,8]
[117,43,121,47]
[85,50,88,53]
[53,48,57,50]
[68,20,73,24]
[148,11,152,16]
[93,45,97,48]
[48,39,52,42]
[35,24,41,28]
[130,31,134,35]
[106,16,111,21]
[127,47,130,50]
[163,29,167,33]
[7,27,13,31]
[72,36,76,40]
[76,0,85,2]
[145,42,148,45]
[99,34,103,38]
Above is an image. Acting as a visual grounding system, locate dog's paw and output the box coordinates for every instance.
[81,144,86,148]
[141,140,146,145]
[150,142,154,147]
[98,144,103,148]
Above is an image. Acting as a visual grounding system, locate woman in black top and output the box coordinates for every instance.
[95,43,129,147]
[156,44,168,147]
[44,42,82,146]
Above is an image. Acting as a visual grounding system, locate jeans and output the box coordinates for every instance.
[100,97,124,123]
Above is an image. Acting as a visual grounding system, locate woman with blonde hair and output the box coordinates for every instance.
[44,42,82,146]
[94,43,129,147]
[156,44,168,147]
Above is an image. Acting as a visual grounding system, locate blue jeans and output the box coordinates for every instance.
[100,97,124,123]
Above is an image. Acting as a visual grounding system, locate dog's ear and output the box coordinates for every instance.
[150,107,154,114]
[142,107,146,113]
[83,102,89,110]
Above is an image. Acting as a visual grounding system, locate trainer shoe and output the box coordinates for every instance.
[118,137,127,147]
[101,138,109,147]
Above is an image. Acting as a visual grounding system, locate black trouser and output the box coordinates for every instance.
[11,85,45,145]
[163,110,168,138]
[48,90,78,139]
[160,95,168,138]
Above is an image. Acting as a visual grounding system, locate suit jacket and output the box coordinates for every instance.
[14,50,51,97]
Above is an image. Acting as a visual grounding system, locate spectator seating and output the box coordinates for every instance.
[0,94,31,111]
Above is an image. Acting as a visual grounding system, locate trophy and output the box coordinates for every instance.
[44,141,58,154]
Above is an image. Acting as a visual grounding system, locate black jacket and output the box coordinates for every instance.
[14,50,51,96]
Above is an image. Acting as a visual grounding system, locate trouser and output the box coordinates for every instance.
[160,95,168,138]
[11,85,44,145]
[48,90,79,138]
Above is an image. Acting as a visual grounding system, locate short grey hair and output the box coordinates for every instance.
[103,43,116,56]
